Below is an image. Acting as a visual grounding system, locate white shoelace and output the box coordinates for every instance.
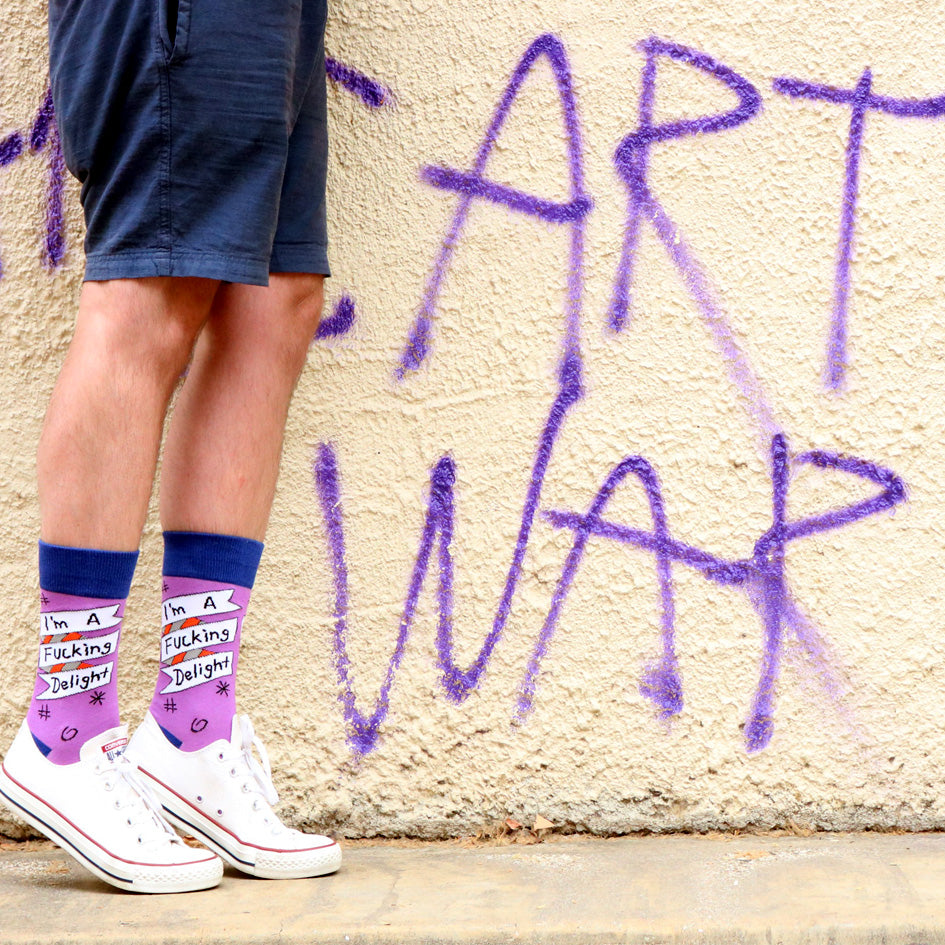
[97,754,182,847]
[236,715,280,808]
[217,715,291,836]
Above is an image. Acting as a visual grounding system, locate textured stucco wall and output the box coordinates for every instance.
[3,0,945,839]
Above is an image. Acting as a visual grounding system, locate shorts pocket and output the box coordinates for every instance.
[159,0,192,61]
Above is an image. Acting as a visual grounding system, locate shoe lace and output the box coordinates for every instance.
[97,754,182,847]
[237,715,280,807]
[221,716,288,835]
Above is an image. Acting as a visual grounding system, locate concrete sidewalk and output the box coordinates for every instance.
[2,833,944,944]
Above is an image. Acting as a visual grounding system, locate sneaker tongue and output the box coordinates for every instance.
[229,713,244,746]
[79,725,129,763]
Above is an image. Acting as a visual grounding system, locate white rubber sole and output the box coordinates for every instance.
[139,767,342,880]
[0,761,222,894]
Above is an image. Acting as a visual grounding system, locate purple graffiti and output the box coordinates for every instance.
[0,87,67,277]
[610,38,762,332]
[317,34,589,753]
[315,360,583,753]
[325,56,390,109]
[0,131,24,280]
[0,132,24,167]
[314,33,909,756]
[315,294,356,339]
[42,129,66,271]
[609,40,778,448]
[540,435,905,751]
[319,425,904,754]
[773,72,945,390]
[319,56,392,336]
[28,87,54,151]
[518,453,682,723]
[400,32,590,378]
[601,43,885,744]
[30,88,67,270]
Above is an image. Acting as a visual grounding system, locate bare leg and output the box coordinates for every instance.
[38,277,219,551]
[160,273,324,540]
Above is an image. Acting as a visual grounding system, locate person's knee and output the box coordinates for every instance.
[78,277,217,384]
[279,272,325,341]
[261,273,325,374]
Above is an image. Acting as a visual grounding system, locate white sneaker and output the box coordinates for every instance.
[126,713,342,879]
[0,720,222,893]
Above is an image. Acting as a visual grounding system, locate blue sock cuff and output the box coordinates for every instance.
[163,531,264,588]
[38,542,139,600]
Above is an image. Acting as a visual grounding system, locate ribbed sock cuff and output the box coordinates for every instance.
[162,531,264,588]
[38,541,139,599]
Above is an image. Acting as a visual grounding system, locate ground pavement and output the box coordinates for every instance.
[1,832,944,944]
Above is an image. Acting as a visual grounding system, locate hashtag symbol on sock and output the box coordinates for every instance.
[163,698,177,713]
[40,594,49,605]
[37,705,50,720]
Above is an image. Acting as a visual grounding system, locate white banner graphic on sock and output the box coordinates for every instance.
[37,663,113,699]
[37,629,121,669]
[40,605,121,636]
[160,651,233,694]
[161,618,238,662]
[162,589,239,624]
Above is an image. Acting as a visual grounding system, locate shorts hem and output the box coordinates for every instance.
[83,250,271,286]
[269,243,331,277]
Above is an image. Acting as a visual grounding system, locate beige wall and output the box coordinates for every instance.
[3,0,945,838]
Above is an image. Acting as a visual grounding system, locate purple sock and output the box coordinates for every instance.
[148,531,263,752]
[27,542,138,764]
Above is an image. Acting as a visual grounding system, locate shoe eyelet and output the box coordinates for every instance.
[126,818,132,826]
[218,752,225,761]
[113,800,121,810]
[196,795,203,803]
[241,784,250,794]
[230,768,237,777]
[137,836,143,845]
[217,809,223,816]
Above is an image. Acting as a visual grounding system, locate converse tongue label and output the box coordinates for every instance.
[101,736,128,762]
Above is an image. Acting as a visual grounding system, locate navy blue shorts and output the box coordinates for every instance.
[48,0,329,285]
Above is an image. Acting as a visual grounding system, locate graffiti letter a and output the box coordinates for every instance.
[399,33,592,378]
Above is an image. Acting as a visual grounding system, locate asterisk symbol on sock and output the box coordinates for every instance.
[89,690,105,706]
[216,681,230,696]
